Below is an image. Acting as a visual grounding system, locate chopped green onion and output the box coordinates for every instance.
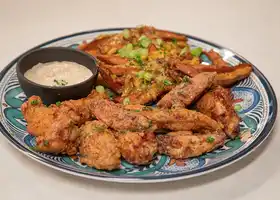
[31,100,38,105]
[148,120,153,128]
[54,79,68,86]
[182,76,190,83]
[93,126,106,132]
[206,136,215,143]
[134,54,143,66]
[133,110,141,112]
[139,35,151,48]
[180,46,189,56]
[56,101,61,106]
[118,43,133,57]
[163,79,172,86]
[123,97,130,105]
[43,140,49,146]
[143,72,153,81]
[137,48,148,58]
[171,38,177,44]
[155,38,163,48]
[235,135,240,140]
[96,85,105,93]
[234,104,242,112]
[136,70,145,78]
[123,29,130,39]
[191,47,203,57]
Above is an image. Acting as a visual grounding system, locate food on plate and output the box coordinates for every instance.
[157,130,227,159]
[157,72,216,108]
[79,121,121,170]
[116,131,157,165]
[196,86,241,138]
[21,90,107,155]
[20,25,253,170]
[90,99,156,131]
[24,61,93,87]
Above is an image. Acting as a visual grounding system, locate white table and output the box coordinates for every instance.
[0,1,279,199]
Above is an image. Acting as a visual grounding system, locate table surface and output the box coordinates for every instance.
[0,0,279,199]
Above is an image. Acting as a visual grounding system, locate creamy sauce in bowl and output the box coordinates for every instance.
[24,61,93,87]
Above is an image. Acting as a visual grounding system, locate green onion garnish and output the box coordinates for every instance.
[155,38,163,48]
[191,47,203,57]
[96,85,105,93]
[180,46,189,56]
[182,76,190,83]
[54,79,68,86]
[171,38,177,44]
[123,97,130,105]
[206,136,215,143]
[123,29,130,39]
[139,35,151,48]
[56,101,61,106]
[163,79,173,86]
[43,140,49,146]
[31,100,38,105]
[234,104,242,112]
[143,72,153,82]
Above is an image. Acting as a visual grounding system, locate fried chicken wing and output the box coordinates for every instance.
[116,131,157,165]
[157,130,226,159]
[196,86,241,138]
[157,72,216,109]
[79,121,121,170]
[21,91,107,155]
[141,108,223,132]
[90,99,155,131]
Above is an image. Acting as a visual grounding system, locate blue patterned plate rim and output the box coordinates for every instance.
[0,27,277,183]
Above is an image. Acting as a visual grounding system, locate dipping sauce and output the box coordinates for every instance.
[24,61,93,87]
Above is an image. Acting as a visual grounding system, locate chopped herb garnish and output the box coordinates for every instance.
[235,136,240,140]
[123,97,130,105]
[31,100,38,105]
[148,120,153,128]
[43,140,49,146]
[163,79,173,86]
[122,29,130,39]
[155,38,163,48]
[182,76,190,83]
[171,38,177,44]
[56,101,61,106]
[191,47,203,57]
[96,85,105,93]
[234,104,242,112]
[54,79,68,86]
[180,46,189,56]
[139,35,151,48]
[134,54,143,66]
[93,126,106,132]
[136,70,145,78]
[206,136,215,143]
[143,72,153,82]
[133,110,141,112]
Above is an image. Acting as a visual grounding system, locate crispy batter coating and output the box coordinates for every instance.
[90,99,155,131]
[21,91,107,155]
[141,108,223,132]
[196,86,241,138]
[116,131,157,165]
[157,130,226,159]
[79,121,121,170]
[157,72,216,109]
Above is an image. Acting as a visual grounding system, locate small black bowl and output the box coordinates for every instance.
[16,47,98,105]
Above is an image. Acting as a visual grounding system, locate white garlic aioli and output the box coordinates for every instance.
[24,61,93,86]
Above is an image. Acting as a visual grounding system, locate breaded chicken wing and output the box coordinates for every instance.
[157,130,226,159]
[21,90,107,155]
[116,131,157,165]
[90,99,156,131]
[196,86,241,138]
[79,121,121,170]
[157,72,216,109]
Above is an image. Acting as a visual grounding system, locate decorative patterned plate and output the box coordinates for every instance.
[0,28,277,183]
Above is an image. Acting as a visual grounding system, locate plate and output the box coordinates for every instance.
[0,28,277,183]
